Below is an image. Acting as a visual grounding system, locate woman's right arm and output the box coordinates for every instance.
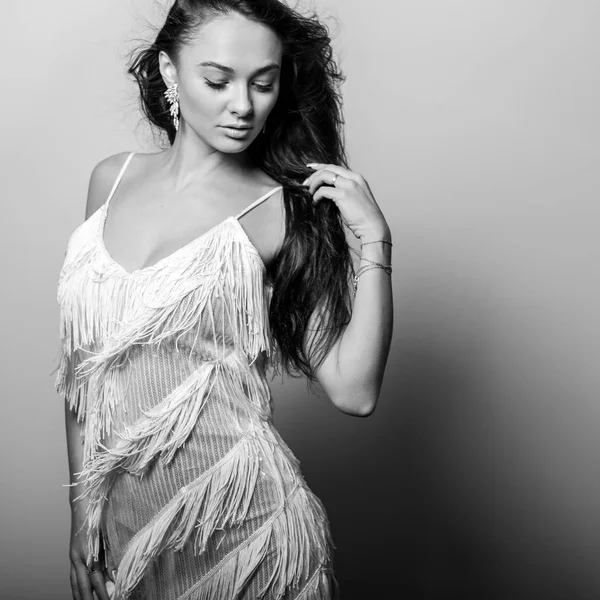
[65,153,129,600]
[65,404,108,600]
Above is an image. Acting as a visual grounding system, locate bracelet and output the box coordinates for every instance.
[353,264,392,296]
[359,256,392,269]
[361,239,393,247]
[356,263,393,277]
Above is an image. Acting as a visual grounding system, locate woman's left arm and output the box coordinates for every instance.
[302,163,394,417]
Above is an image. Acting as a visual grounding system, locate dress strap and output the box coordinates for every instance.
[105,152,136,205]
[235,186,283,220]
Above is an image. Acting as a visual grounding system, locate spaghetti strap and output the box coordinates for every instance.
[235,185,283,220]
[105,152,136,206]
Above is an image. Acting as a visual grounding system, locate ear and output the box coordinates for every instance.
[158,51,178,87]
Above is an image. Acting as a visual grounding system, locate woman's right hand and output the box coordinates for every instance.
[69,503,111,600]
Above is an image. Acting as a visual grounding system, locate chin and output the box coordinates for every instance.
[214,137,255,154]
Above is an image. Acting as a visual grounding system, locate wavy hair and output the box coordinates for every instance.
[128,0,355,391]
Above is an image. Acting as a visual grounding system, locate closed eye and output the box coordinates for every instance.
[253,82,274,93]
[204,79,275,93]
[205,79,227,90]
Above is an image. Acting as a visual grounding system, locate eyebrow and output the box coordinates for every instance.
[198,61,280,76]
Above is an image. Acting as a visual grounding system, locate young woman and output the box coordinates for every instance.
[55,1,393,598]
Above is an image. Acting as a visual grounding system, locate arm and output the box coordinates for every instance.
[65,151,126,506]
[62,153,129,599]
[64,151,128,505]
[65,153,127,520]
[65,404,85,508]
[302,165,394,417]
[65,403,99,600]
[66,401,113,600]
[305,228,393,417]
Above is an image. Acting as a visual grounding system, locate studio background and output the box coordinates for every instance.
[1,1,599,599]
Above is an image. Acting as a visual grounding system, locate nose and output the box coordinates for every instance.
[228,83,253,118]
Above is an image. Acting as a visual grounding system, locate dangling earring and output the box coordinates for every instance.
[164,82,180,131]
[262,122,267,135]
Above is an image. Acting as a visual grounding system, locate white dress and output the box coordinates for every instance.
[54,152,340,600]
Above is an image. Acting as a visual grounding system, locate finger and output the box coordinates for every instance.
[89,569,111,600]
[304,170,352,195]
[306,163,366,187]
[70,565,82,600]
[303,167,341,187]
[74,562,96,600]
[304,169,335,195]
[312,185,344,204]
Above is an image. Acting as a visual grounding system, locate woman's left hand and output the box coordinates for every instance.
[303,163,391,242]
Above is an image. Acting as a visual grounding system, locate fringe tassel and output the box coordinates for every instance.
[257,486,334,599]
[111,434,262,599]
[294,566,340,600]
[55,217,277,486]
[222,230,274,364]
[54,340,90,420]
[214,349,276,422]
[183,520,273,600]
[54,229,102,420]
[54,214,278,420]
[54,214,311,598]
[55,234,139,426]
[74,363,218,562]
[179,485,337,600]
[102,433,335,599]
[60,222,273,402]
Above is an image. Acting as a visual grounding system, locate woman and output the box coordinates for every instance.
[55,1,393,598]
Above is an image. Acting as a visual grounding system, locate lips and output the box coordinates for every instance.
[220,125,254,140]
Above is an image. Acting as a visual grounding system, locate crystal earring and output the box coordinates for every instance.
[164,83,180,131]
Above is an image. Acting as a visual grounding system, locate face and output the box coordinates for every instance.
[160,12,283,153]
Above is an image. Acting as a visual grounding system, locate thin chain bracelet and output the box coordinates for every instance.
[353,264,392,297]
[359,256,392,269]
[361,239,393,247]
[356,262,393,277]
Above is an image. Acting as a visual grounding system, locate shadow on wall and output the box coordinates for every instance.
[287,251,600,600]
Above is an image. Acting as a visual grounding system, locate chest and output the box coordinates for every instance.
[56,209,273,363]
[102,182,285,275]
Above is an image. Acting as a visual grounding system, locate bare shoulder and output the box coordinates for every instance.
[242,171,286,265]
[85,151,133,219]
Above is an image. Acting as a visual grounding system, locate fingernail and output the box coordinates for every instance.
[302,178,309,185]
[306,163,317,168]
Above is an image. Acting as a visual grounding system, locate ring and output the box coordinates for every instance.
[331,174,338,185]
[87,567,101,576]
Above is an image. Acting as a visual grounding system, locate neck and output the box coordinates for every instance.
[160,123,253,189]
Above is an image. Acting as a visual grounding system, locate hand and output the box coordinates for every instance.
[303,163,391,242]
[69,503,112,600]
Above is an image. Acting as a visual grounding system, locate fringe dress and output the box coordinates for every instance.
[54,152,340,600]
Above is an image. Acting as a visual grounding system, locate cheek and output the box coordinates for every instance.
[181,82,223,118]
[256,90,280,117]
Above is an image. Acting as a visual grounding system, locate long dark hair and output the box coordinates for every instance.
[128,0,354,391]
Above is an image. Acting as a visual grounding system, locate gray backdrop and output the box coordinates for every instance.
[1,1,599,599]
